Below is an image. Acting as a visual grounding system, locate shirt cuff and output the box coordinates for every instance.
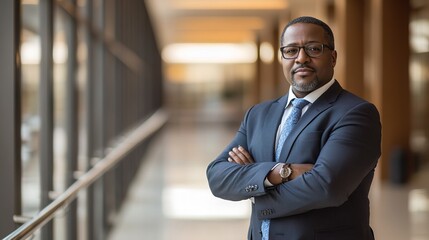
[264,163,282,187]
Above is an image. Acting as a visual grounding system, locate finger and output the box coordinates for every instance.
[229,150,245,165]
[233,147,251,164]
[238,146,254,163]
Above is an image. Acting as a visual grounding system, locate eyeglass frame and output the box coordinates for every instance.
[279,43,334,59]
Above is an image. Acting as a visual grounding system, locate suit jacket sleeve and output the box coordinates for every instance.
[206,106,278,201]
[254,100,381,219]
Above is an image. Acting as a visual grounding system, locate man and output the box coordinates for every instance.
[206,16,381,240]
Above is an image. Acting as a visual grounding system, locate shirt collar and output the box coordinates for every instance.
[286,78,336,108]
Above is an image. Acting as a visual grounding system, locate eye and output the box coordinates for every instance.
[284,47,298,56]
[306,44,322,54]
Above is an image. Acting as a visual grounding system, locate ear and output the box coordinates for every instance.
[331,50,337,67]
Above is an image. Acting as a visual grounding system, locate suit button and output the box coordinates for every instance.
[245,185,259,192]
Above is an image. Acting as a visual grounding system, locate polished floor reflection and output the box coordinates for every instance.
[108,117,429,240]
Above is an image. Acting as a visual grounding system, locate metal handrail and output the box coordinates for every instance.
[4,109,168,240]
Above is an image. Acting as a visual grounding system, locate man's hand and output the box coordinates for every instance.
[289,163,314,180]
[228,146,254,165]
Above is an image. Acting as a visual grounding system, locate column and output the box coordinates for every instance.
[0,0,21,236]
[365,0,411,180]
[334,0,365,97]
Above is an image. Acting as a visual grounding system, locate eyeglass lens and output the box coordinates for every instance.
[281,43,324,59]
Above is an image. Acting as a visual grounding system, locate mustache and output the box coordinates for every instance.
[292,64,315,73]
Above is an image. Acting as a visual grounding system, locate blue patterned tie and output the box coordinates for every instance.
[261,98,310,240]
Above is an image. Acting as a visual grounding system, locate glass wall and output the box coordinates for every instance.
[0,0,163,239]
[21,0,42,218]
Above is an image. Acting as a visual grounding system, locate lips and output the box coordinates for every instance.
[293,67,314,73]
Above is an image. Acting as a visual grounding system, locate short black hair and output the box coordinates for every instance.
[280,16,335,50]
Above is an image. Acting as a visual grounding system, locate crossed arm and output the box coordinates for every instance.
[228,146,313,185]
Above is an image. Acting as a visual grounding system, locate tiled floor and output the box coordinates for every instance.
[108,116,429,240]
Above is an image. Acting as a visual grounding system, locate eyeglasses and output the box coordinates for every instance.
[280,43,333,59]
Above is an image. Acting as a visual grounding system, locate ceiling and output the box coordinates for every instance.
[145,0,290,49]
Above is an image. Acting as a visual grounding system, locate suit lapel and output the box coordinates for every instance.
[279,81,343,162]
[263,95,288,162]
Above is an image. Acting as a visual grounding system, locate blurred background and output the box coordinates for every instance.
[1,0,428,239]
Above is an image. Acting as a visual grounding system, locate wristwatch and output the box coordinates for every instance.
[279,163,293,182]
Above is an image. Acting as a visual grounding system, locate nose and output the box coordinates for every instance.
[295,47,311,64]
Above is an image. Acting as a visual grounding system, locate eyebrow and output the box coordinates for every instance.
[282,41,322,47]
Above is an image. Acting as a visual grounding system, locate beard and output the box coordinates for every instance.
[291,76,320,93]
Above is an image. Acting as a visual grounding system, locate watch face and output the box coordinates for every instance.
[280,168,286,178]
[280,165,291,179]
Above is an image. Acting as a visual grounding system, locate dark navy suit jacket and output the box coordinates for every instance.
[207,81,381,240]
